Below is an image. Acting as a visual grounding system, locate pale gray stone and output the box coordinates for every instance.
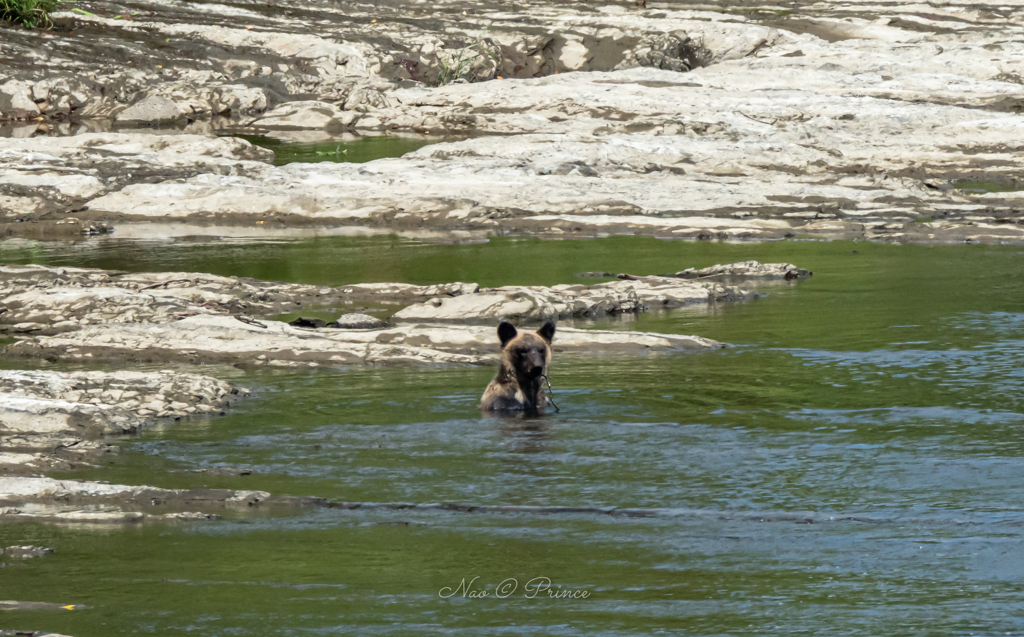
[0,81,40,120]
[329,313,387,329]
[248,101,351,130]
[115,95,182,123]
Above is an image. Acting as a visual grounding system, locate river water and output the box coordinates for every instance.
[2,236,1024,635]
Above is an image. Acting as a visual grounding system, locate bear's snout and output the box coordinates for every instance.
[522,349,546,379]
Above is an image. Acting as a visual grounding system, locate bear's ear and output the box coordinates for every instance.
[537,320,555,344]
[497,322,518,348]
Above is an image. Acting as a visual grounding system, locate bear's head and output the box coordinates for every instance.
[498,320,555,380]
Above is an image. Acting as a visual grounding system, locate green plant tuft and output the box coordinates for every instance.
[1,0,71,29]
[434,28,500,86]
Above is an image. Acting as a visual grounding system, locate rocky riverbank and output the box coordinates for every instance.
[2,0,1023,243]
[0,261,755,367]
[0,368,300,523]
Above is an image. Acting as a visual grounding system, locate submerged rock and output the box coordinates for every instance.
[0,434,115,475]
[0,476,268,508]
[672,261,812,280]
[0,476,326,525]
[1,545,54,559]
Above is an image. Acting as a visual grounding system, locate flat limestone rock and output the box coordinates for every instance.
[4,315,490,367]
[334,281,479,300]
[358,323,722,353]
[114,95,183,123]
[0,265,727,364]
[60,121,1023,243]
[0,134,273,231]
[0,81,40,120]
[391,277,758,323]
[0,395,140,438]
[0,264,479,334]
[5,315,720,367]
[0,370,245,436]
[0,452,64,475]
[0,286,214,335]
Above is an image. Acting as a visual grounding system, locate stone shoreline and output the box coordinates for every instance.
[1,0,1022,243]
[0,368,289,526]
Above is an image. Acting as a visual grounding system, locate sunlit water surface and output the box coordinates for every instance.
[1,236,1024,635]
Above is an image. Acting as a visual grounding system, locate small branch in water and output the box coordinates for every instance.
[541,374,560,413]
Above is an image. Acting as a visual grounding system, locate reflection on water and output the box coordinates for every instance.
[2,237,1024,635]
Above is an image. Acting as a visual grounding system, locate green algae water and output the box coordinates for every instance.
[236,134,441,166]
[3,236,1024,635]
[953,179,1024,194]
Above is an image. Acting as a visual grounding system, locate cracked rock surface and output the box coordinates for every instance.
[0,0,718,126]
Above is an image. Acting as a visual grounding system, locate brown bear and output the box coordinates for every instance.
[479,320,556,413]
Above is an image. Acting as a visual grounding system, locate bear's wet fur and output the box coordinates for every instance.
[479,320,556,413]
